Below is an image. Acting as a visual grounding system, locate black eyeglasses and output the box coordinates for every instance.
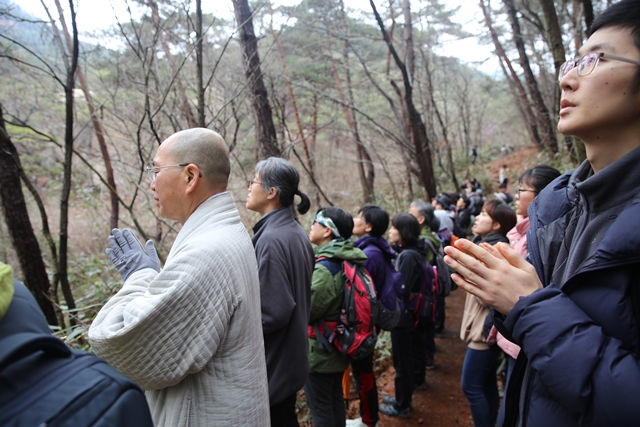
[516,187,536,194]
[559,51,640,82]
[248,180,263,188]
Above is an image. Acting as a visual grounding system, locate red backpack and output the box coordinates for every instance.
[309,257,379,361]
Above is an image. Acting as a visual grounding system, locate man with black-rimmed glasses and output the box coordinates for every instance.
[444,1,640,426]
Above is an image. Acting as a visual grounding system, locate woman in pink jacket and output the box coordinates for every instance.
[506,165,562,259]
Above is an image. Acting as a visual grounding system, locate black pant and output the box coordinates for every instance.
[413,320,435,385]
[351,352,379,426]
[391,326,414,410]
[424,320,435,359]
[304,372,345,427]
[270,392,299,427]
[435,293,446,333]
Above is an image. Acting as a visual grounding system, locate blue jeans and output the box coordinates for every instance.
[461,347,500,427]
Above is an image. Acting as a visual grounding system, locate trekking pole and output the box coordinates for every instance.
[342,366,351,410]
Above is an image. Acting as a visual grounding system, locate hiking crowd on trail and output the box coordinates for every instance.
[2,1,640,426]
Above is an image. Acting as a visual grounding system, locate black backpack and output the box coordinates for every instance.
[422,237,455,296]
[452,216,467,239]
[0,335,154,427]
[407,259,437,324]
[366,245,403,331]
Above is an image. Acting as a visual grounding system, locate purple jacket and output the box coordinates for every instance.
[354,236,396,296]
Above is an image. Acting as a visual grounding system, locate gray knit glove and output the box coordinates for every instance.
[106,228,161,282]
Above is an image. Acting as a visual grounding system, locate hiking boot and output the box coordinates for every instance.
[379,403,410,419]
[425,357,435,370]
[381,395,413,409]
[382,395,414,407]
[381,395,397,405]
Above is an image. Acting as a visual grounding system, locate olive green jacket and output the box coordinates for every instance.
[308,239,367,374]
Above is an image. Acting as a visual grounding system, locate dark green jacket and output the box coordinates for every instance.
[308,239,367,373]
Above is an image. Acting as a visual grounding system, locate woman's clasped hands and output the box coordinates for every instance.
[443,239,543,315]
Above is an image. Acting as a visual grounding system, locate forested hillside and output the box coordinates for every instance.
[1,0,598,339]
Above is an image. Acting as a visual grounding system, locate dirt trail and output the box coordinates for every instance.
[483,145,541,192]
[371,287,473,427]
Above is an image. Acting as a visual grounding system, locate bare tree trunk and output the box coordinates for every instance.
[336,0,375,203]
[422,51,459,191]
[311,85,321,206]
[311,85,318,174]
[570,0,593,53]
[232,0,281,159]
[57,0,79,324]
[370,0,436,199]
[503,0,558,154]
[539,0,565,135]
[480,0,543,151]
[0,107,58,326]
[581,0,594,31]
[196,0,205,127]
[53,0,119,230]
[402,0,414,82]
[539,0,566,77]
[271,11,315,177]
[571,0,583,53]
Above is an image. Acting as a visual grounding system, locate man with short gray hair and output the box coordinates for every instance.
[89,128,270,427]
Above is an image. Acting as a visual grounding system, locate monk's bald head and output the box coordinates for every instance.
[162,128,230,190]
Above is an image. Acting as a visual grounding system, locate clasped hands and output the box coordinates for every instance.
[106,228,161,282]
[443,239,542,315]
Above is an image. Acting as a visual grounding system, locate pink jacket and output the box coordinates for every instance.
[506,216,530,258]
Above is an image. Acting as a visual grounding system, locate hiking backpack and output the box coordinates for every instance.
[422,237,455,296]
[403,252,437,324]
[367,245,403,331]
[398,249,438,325]
[0,335,153,427]
[312,257,379,361]
[452,216,466,239]
[377,260,404,330]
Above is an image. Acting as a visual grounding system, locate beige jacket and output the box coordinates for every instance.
[89,192,270,427]
[460,291,491,351]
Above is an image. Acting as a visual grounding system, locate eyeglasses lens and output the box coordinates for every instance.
[578,53,598,77]
[559,53,601,81]
[560,61,574,80]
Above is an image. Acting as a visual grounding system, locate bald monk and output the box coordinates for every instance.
[89,128,270,427]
